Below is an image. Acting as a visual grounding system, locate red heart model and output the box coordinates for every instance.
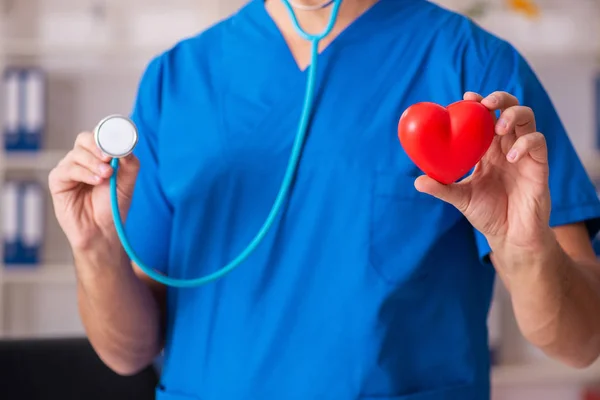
[397,100,495,185]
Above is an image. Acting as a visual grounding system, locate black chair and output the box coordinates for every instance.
[0,337,159,400]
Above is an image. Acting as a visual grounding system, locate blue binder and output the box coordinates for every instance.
[18,181,45,265]
[2,66,46,152]
[2,180,45,267]
[2,181,20,264]
[20,68,46,151]
[2,68,21,151]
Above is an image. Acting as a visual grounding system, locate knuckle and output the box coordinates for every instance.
[493,90,507,99]
[48,166,64,189]
[519,132,544,148]
[72,147,95,165]
[48,167,57,183]
[55,152,69,167]
[465,91,482,99]
[520,134,534,146]
[522,106,533,115]
[533,131,546,145]
[501,107,517,120]
[63,150,77,164]
[75,131,92,145]
[56,150,73,169]
[518,106,534,120]
[494,91,519,105]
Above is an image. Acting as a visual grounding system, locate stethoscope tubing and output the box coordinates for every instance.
[108,0,344,288]
[282,0,341,41]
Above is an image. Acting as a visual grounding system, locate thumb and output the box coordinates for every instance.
[414,175,471,213]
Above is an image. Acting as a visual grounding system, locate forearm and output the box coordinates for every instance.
[493,235,600,368]
[74,244,163,375]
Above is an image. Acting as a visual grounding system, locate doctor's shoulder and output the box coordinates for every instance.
[132,3,263,104]
[145,1,261,72]
[399,2,524,87]
[129,12,240,119]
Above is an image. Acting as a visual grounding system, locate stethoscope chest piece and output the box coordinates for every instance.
[94,115,139,158]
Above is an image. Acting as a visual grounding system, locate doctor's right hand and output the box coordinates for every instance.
[49,131,140,252]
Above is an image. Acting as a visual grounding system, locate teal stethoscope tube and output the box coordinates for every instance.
[109,0,343,288]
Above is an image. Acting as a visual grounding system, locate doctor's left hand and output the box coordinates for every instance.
[414,91,553,259]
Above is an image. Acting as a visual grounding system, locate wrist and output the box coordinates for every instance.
[72,240,129,274]
[489,226,564,276]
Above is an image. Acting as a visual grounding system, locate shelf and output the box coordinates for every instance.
[1,264,75,284]
[492,358,600,386]
[1,150,66,171]
[0,41,168,73]
[1,40,167,58]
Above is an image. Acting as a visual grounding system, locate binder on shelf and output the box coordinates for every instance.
[1,66,47,152]
[2,180,45,267]
[2,68,21,151]
[20,181,45,265]
[21,68,47,151]
[2,181,20,265]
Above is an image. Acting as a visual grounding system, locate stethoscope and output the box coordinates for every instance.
[94,0,343,288]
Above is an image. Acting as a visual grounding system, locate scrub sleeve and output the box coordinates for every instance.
[125,56,173,274]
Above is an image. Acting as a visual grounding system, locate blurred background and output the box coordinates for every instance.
[0,0,599,399]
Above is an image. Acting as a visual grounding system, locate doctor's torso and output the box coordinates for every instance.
[141,1,501,399]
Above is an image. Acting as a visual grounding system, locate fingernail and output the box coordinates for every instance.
[498,118,507,128]
[93,175,102,183]
[486,95,498,104]
[507,149,518,161]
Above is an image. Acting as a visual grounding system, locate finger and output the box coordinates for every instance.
[414,175,471,213]
[75,131,111,162]
[481,91,519,112]
[463,91,498,122]
[506,131,548,164]
[119,153,139,168]
[496,106,536,137]
[68,147,114,179]
[463,91,484,102]
[50,163,103,191]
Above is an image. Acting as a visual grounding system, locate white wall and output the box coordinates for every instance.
[531,56,599,166]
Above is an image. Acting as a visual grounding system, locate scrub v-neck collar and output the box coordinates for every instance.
[243,0,392,73]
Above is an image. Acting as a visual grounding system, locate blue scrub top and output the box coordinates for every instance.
[125,1,600,399]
